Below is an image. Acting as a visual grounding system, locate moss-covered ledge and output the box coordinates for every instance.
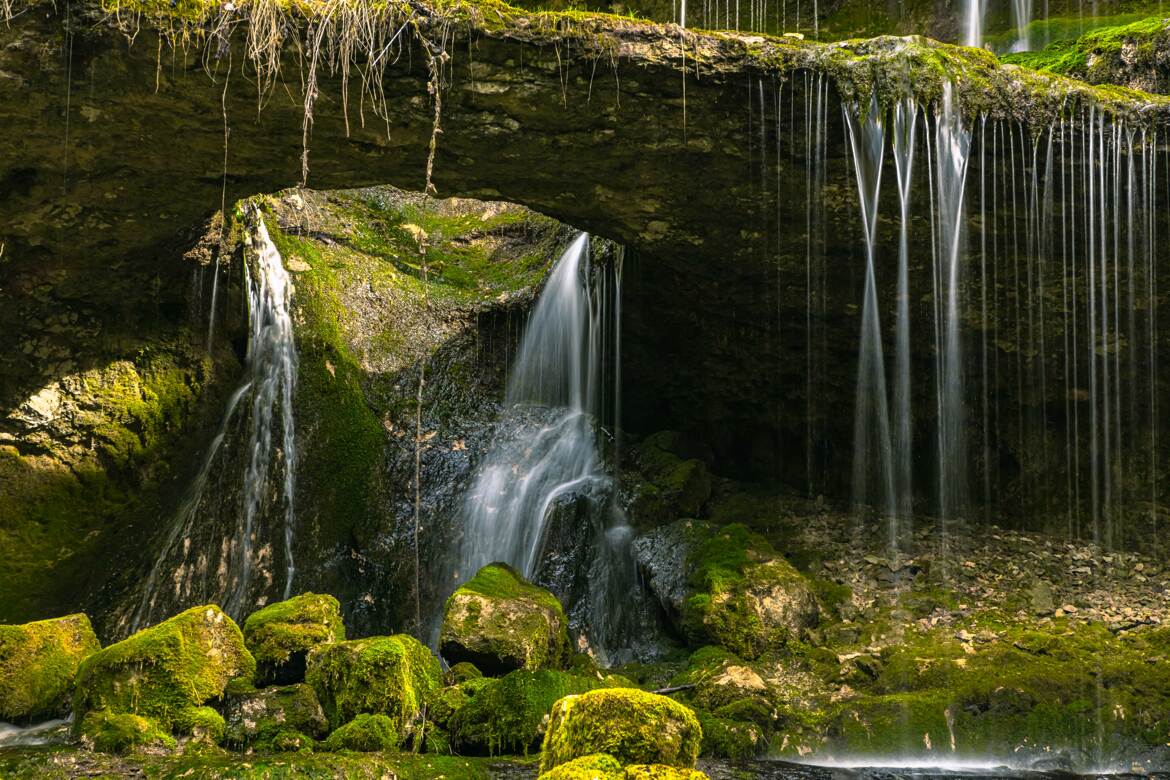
[1,0,1168,296]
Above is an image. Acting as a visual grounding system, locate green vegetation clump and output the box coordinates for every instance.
[175,705,226,743]
[77,710,177,754]
[539,689,703,772]
[73,605,254,733]
[623,766,710,780]
[243,593,345,685]
[447,661,484,684]
[450,669,614,755]
[682,524,819,659]
[631,432,713,526]
[692,710,762,759]
[322,713,401,752]
[0,613,100,723]
[305,634,442,733]
[537,752,622,779]
[440,563,570,675]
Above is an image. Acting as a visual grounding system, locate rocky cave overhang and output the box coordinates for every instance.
[2,0,1168,275]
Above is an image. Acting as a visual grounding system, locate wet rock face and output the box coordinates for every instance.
[440,563,570,676]
[221,683,329,749]
[0,613,101,724]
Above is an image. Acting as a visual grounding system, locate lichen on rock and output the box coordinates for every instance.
[222,682,329,750]
[0,613,100,723]
[539,689,703,773]
[440,562,570,675]
[242,593,345,686]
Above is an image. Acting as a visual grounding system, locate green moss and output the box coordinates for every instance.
[1001,16,1169,84]
[539,689,703,772]
[440,563,570,674]
[322,713,401,752]
[682,524,818,659]
[223,683,328,749]
[537,753,622,780]
[623,766,710,780]
[447,661,483,684]
[243,593,345,684]
[175,706,226,743]
[268,729,316,753]
[0,613,100,723]
[451,669,615,755]
[73,605,254,732]
[693,711,761,759]
[305,634,442,733]
[77,710,177,754]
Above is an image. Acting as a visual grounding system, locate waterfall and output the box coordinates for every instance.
[933,83,972,522]
[845,97,897,522]
[892,96,917,538]
[963,0,984,46]
[457,234,631,657]
[133,214,298,629]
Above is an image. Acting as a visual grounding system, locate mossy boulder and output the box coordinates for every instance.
[222,682,328,749]
[322,713,401,752]
[243,593,346,686]
[446,661,483,685]
[693,710,762,759]
[624,766,710,780]
[539,689,703,773]
[450,669,612,755]
[537,753,622,779]
[77,710,177,754]
[440,563,570,676]
[176,705,226,743]
[305,634,441,734]
[72,605,254,732]
[0,613,100,723]
[683,525,818,659]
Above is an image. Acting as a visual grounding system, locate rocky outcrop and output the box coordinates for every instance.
[242,593,346,686]
[221,682,329,750]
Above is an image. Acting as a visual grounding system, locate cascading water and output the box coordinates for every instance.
[132,214,298,628]
[455,233,637,660]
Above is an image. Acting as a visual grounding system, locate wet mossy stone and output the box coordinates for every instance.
[624,766,710,780]
[175,705,226,743]
[537,752,622,779]
[72,605,254,733]
[683,524,819,659]
[222,682,328,749]
[450,669,611,755]
[305,634,441,733]
[77,710,177,754]
[446,661,483,685]
[322,713,401,752]
[440,563,570,676]
[693,710,762,759]
[539,689,703,773]
[0,613,100,723]
[243,593,345,686]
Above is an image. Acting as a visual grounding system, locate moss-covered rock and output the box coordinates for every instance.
[243,593,345,686]
[450,669,613,755]
[175,705,226,743]
[73,605,254,732]
[683,525,819,659]
[446,661,483,685]
[269,729,315,752]
[0,613,100,723]
[539,689,703,773]
[222,683,328,749]
[440,563,570,676]
[693,710,762,759]
[305,634,441,734]
[322,713,401,752]
[537,753,623,779]
[630,433,713,527]
[77,710,177,754]
[624,766,710,780]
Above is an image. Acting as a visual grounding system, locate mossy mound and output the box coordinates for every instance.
[537,752,622,779]
[623,766,710,780]
[693,710,762,759]
[305,634,441,734]
[450,669,613,755]
[322,713,401,752]
[243,593,345,686]
[176,705,226,743]
[540,689,703,773]
[73,605,254,732]
[222,683,328,749]
[446,661,483,685]
[440,563,570,676]
[0,613,100,723]
[77,710,177,754]
[683,524,819,659]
